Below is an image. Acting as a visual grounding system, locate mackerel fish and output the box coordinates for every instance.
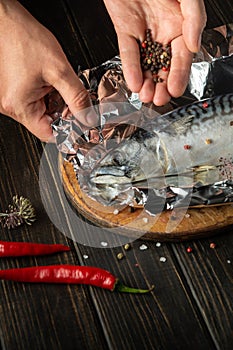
[78,94,233,211]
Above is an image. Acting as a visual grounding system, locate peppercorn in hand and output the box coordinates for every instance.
[103,0,207,106]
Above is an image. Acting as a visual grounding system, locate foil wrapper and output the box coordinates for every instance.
[189,24,233,99]
[51,25,233,215]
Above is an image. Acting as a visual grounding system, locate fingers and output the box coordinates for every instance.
[26,114,55,143]
[180,0,207,52]
[49,63,98,127]
[19,99,54,142]
[117,31,171,105]
[138,36,193,105]
[117,32,144,93]
[167,35,193,98]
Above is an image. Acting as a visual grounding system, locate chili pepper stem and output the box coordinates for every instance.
[0,265,154,294]
[114,281,154,294]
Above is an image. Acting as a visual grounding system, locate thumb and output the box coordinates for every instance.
[50,64,98,126]
[179,0,207,53]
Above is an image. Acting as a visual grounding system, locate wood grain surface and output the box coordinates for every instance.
[0,1,233,350]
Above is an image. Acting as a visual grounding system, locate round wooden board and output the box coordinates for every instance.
[60,156,233,241]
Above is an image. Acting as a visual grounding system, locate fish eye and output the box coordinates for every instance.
[112,151,124,166]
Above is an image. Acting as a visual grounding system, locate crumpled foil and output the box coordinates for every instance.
[51,25,233,215]
[189,24,233,99]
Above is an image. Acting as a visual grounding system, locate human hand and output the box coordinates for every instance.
[103,0,207,105]
[0,0,96,142]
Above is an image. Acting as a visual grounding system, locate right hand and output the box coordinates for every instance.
[103,0,207,106]
[0,0,96,142]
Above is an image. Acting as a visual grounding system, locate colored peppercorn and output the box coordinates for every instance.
[0,265,154,294]
[210,242,216,249]
[184,144,191,150]
[141,42,147,49]
[139,29,171,83]
[202,102,209,108]
[186,247,192,253]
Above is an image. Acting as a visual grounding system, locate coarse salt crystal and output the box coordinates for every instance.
[156,242,161,247]
[159,257,167,263]
[143,217,149,223]
[227,259,231,264]
[113,209,119,215]
[100,241,108,247]
[139,244,148,251]
[83,254,89,259]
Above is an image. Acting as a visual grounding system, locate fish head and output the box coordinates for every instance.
[82,132,166,205]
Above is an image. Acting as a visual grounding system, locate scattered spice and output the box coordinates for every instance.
[0,265,154,294]
[0,241,70,257]
[117,252,124,260]
[123,243,131,251]
[202,102,209,108]
[209,242,216,249]
[139,244,148,251]
[186,247,193,253]
[100,241,108,247]
[159,257,167,263]
[184,144,191,150]
[219,156,233,180]
[205,138,212,144]
[0,195,36,229]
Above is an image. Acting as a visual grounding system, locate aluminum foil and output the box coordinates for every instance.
[189,24,233,99]
[51,25,233,215]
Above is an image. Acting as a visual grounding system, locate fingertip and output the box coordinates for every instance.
[153,85,171,106]
[24,114,54,142]
[73,105,99,127]
[60,85,99,127]
[118,35,143,92]
[167,37,193,98]
[123,65,143,93]
[138,77,155,103]
[167,69,190,98]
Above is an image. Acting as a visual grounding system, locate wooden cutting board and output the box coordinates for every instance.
[60,156,233,241]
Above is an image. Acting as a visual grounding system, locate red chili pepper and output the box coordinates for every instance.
[0,241,70,257]
[0,265,154,293]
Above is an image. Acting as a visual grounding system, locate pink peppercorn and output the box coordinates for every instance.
[184,144,191,150]
[210,243,216,249]
[202,102,209,108]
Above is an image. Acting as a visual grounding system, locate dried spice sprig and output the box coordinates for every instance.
[0,196,36,229]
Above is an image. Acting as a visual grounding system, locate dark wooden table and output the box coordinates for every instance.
[0,1,233,349]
